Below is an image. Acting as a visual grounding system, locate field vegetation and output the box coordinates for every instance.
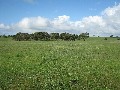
[0,37,120,90]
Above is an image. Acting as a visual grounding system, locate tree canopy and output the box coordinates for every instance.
[8,32,90,41]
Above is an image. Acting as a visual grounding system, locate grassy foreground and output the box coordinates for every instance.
[0,37,120,90]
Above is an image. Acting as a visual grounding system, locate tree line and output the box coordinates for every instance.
[12,32,89,41]
[1,33,120,41]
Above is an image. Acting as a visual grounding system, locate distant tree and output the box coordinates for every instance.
[104,38,107,40]
[13,32,89,41]
[14,32,22,41]
[110,35,113,37]
[8,35,11,37]
[79,32,89,41]
[116,36,120,40]
[117,38,120,40]
[33,33,39,41]
[64,33,71,40]
[3,34,8,38]
[60,33,66,40]
[33,32,50,41]
[14,32,30,41]
[12,35,16,40]
[69,34,76,41]
[44,32,50,40]
[34,32,43,40]
[8,35,15,37]
[59,33,76,41]
[74,34,79,40]
[50,33,59,40]
[29,34,33,39]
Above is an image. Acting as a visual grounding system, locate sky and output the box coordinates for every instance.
[0,0,120,36]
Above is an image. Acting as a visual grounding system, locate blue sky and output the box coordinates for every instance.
[0,0,118,23]
[0,0,120,36]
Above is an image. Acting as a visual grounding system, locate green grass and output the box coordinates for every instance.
[0,37,120,90]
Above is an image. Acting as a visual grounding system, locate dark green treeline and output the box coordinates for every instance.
[13,32,89,41]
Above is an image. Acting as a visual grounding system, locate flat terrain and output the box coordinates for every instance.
[0,37,120,90]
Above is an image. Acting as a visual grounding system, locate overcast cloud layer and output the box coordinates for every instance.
[0,3,120,36]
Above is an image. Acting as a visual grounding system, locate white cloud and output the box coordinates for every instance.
[10,16,50,33]
[0,24,5,29]
[0,23,11,35]
[101,3,120,36]
[102,3,120,16]
[16,17,49,29]
[52,15,72,31]
[53,15,70,23]
[81,16,106,27]
[1,4,120,36]
[0,23,10,29]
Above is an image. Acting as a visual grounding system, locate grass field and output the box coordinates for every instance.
[0,37,120,90]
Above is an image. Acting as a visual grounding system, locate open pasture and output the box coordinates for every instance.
[0,37,120,90]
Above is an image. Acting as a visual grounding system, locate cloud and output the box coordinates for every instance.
[102,3,120,16]
[0,23,11,35]
[0,23,10,29]
[52,15,72,31]
[1,4,120,36]
[10,16,50,33]
[81,16,106,27]
[0,24,5,29]
[16,17,49,29]
[101,3,120,35]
